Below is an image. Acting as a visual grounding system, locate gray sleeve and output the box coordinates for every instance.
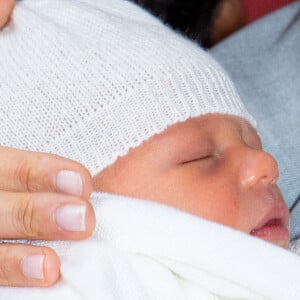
[209,2,300,212]
[211,1,300,238]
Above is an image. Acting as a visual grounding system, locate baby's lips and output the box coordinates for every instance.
[250,201,290,246]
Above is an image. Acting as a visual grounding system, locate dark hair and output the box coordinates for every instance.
[134,0,221,47]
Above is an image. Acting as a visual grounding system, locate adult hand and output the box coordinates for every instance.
[0,0,14,29]
[0,147,95,287]
[0,0,95,288]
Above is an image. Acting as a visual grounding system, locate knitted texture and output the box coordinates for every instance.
[0,0,255,176]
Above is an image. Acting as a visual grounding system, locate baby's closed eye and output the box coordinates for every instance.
[180,149,215,165]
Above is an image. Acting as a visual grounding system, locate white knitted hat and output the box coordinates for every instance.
[0,0,255,176]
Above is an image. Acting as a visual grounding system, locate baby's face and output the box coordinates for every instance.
[94,114,290,248]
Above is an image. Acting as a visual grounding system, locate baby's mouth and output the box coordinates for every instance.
[250,204,290,247]
[251,218,287,237]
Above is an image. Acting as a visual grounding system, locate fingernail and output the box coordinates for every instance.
[21,255,44,280]
[55,205,86,232]
[55,170,83,196]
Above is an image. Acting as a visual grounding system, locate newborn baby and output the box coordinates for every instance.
[0,0,295,298]
[94,114,289,248]
[1,0,289,250]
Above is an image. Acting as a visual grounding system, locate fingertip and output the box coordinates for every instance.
[51,156,93,199]
[0,244,61,287]
[0,0,15,29]
[84,201,96,237]
[68,160,93,199]
[54,199,96,240]
[21,247,60,287]
[54,168,92,199]
[77,165,93,199]
[40,247,61,287]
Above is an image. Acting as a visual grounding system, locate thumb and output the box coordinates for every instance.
[0,0,15,29]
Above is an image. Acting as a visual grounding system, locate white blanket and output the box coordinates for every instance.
[1,192,300,299]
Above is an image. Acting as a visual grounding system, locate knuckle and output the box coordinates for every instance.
[13,197,38,238]
[12,154,51,192]
[12,161,34,192]
[0,246,13,285]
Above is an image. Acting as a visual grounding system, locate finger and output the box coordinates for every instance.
[0,191,95,240]
[0,147,92,198]
[0,0,15,29]
[0,243,60,287]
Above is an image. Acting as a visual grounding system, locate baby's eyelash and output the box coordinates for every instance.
[181,154,214,165]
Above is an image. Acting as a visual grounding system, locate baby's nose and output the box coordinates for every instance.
[239,149,279,190]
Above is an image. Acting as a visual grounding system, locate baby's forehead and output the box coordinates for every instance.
[136,113,260,158]
[153,114,248,139]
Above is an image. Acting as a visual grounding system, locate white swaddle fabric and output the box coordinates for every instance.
[1,1,299,299]
[1,192,300,300]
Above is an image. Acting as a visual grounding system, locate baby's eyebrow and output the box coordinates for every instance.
[171,135,214,162]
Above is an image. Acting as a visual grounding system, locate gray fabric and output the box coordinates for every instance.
[210,3,300,239]
[210,2,299,212]
[290,194,300,239]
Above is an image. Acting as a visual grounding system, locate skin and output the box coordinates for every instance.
[211,0,245,45]
[0,2,96,287]
[0,0,14,29]
[0,147,95,287]
[94,114,290,248]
